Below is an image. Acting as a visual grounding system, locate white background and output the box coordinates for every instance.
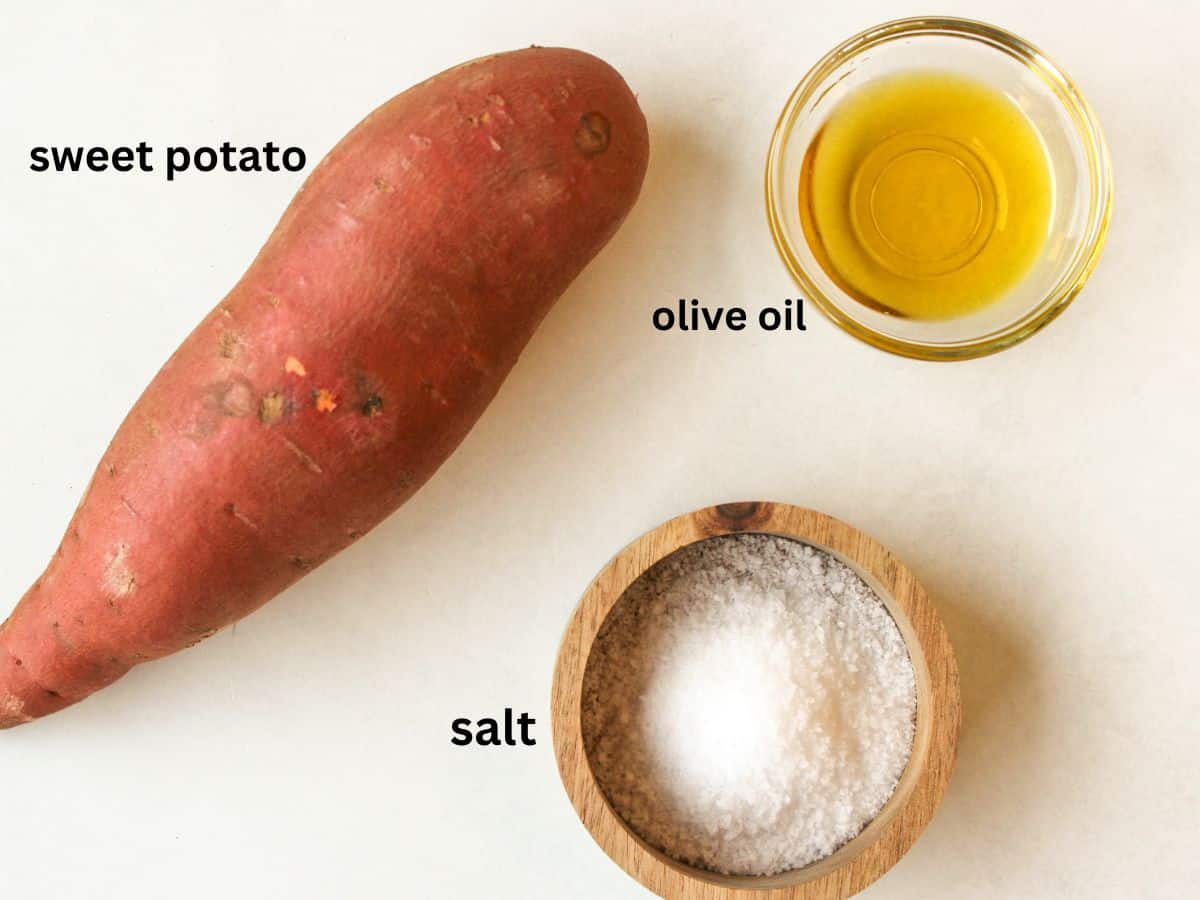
[1,1,1197,897]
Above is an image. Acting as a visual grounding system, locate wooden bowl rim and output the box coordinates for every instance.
[551,501,961,899]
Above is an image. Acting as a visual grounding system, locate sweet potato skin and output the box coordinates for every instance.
[0,47,648,729]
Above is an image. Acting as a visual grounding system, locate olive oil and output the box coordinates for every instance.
[799,71,1053,319]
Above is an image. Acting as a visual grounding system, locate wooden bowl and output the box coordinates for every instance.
[551,501,960,899]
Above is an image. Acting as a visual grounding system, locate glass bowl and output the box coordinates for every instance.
[765,17,1113,360]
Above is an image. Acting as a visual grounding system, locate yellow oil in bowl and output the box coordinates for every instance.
[799,71,1054,320]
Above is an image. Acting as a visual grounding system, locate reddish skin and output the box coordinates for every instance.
[0,47,649,729]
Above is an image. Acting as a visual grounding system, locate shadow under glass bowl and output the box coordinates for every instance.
[765,16,1113,361]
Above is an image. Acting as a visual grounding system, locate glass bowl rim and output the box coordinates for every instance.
[764,15,1114,361]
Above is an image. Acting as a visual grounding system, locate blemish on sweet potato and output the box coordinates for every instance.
[290,556,314,571]
[223,502,259,530]
[259,392,286,424]
[373,177,394,193]
[50,621,74,649]
[218,331,244,359]
[182,628,218,649]
[524,171,568,210]
[575,112,611,156]
[1,692,31,726]
[103,544,137,599]
[420,379,450,407]
[120,496,140,519]
[285,356,307,376]
[280,437,324,475]
[485,94,511,123]
[266,293,281,308]
[186,416,219,442]
[314,389,338,412]
[362,395,384,417]
[214,379,256,418]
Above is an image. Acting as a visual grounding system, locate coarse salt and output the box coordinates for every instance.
[581,533,917,876]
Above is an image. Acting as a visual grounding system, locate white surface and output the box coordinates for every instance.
[0,1,1196,898]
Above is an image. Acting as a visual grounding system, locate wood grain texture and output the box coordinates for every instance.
[551,501,960,899]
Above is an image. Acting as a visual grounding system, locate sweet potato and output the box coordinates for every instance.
[0,47,648,729]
